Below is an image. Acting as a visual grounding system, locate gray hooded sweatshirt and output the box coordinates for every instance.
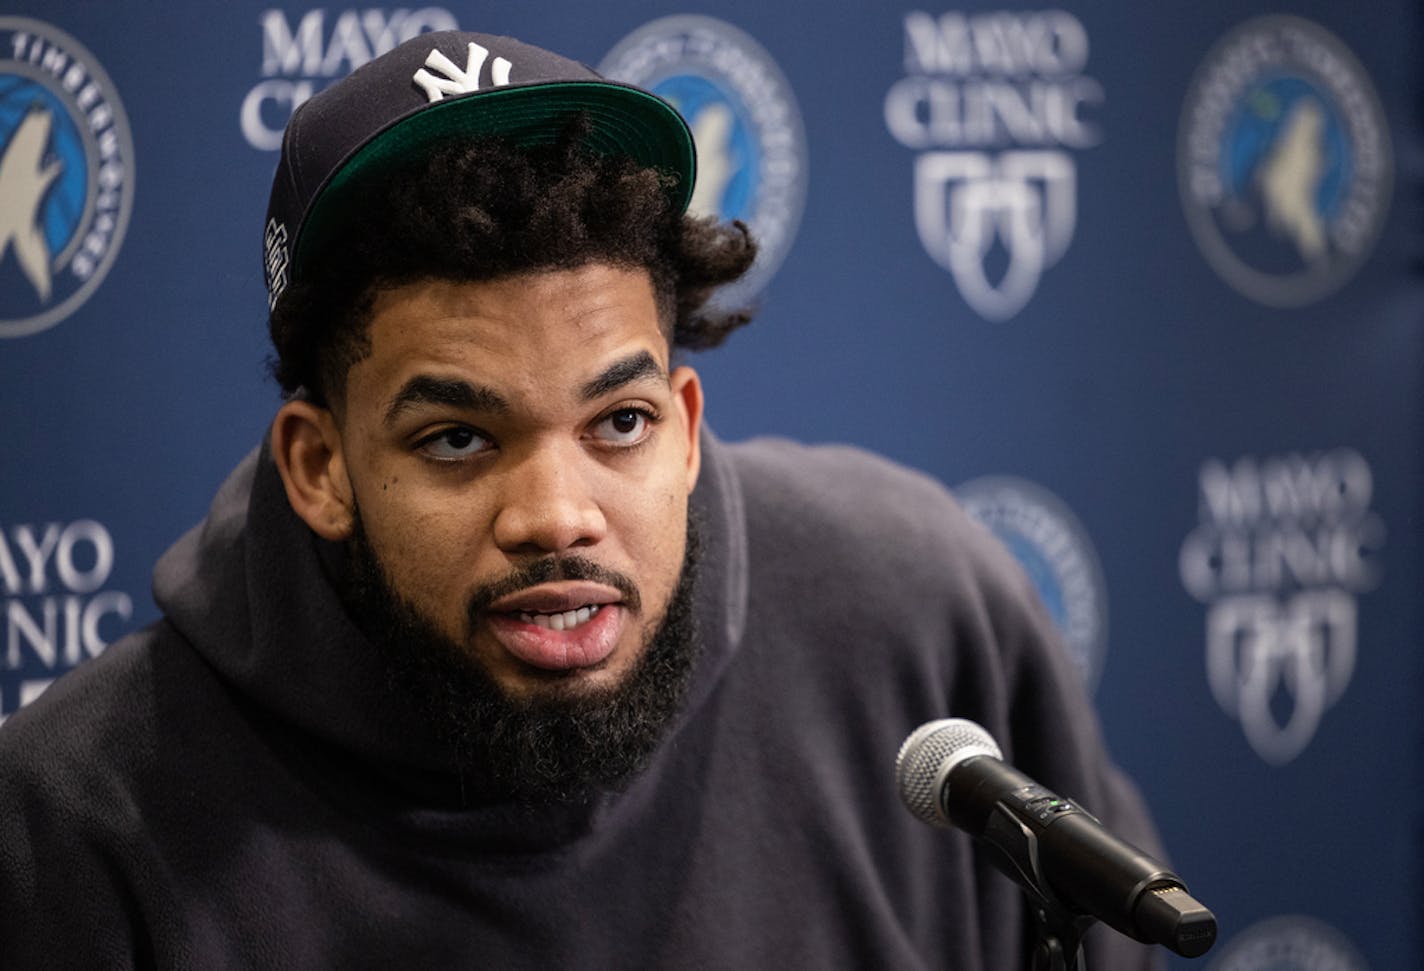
[0,430,1163,969]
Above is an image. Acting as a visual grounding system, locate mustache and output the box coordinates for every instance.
[466,556,643,619]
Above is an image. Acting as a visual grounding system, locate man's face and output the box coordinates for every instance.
[331,263,703,703]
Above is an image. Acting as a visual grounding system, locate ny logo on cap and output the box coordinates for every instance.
[413,42,512,102]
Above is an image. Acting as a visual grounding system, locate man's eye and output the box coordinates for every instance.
[417,427,491,460]
[592,408,655,446]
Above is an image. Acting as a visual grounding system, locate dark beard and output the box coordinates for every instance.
[342,511,700,806]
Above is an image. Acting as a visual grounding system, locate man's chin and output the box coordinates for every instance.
[408,601,696,804]
[342,511,702,805]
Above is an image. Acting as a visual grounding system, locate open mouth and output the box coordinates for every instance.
[486,598,625,671]
[481,574,636,671]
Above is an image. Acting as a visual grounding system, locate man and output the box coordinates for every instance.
[0,30,1164,969]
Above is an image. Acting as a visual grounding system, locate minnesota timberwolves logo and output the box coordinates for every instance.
[600,16,807,306]
[1209,915,1368,971]
[957,477,1108,691]
[1178,16,1391,307]
[1,18,134,338]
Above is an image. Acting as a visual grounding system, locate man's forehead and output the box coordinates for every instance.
[369,264,660,317]
[355,266,667,376]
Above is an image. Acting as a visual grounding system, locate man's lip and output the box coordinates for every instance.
[484,603,624,671]
[486,581,625,615]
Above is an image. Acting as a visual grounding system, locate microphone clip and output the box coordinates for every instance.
[978,792,1095,971]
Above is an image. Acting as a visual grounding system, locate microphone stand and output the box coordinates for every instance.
[1028,899,1093,971]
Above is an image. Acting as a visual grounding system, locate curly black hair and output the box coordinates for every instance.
[268,115,758,405]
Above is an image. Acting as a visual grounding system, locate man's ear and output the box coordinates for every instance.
[670,365,703,493]
[270,400,355,541]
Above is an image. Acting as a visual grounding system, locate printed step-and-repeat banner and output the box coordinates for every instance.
[3,2,1419,966]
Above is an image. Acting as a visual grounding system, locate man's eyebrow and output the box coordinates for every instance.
[383,375,509,425]
[579,351,667,402]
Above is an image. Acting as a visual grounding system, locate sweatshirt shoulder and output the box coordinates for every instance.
[727,437,955,523]
[722,436,1016,582]
[0,624,168,789]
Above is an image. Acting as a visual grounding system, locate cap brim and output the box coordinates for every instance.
[295,80,697,270]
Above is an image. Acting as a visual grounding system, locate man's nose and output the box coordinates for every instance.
[491,443,607,555]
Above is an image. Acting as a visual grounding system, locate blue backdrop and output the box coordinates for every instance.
[3,3,1419,967]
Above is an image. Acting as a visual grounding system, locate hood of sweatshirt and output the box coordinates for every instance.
[151,428,748,810]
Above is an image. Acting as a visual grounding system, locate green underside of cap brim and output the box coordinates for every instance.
[295,81,697,271]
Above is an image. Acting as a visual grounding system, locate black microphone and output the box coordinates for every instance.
[895,718,1216,959]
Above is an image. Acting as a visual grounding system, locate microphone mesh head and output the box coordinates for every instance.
[895,718,1002,826]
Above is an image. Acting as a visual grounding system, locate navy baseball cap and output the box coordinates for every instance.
[262,30,697,309]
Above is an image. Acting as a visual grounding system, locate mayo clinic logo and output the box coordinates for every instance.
[1179,449,1383,765]
[884,11,1103,321]
[1,519,134,723]
[1208,915,1368,971]
[600,16,808,307]
[1178,16,1392,307]
[0,18,134,338]
[957,477,1108,690]
[241,7,459,151]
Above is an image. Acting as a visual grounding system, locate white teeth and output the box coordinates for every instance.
[517,604,602,630]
